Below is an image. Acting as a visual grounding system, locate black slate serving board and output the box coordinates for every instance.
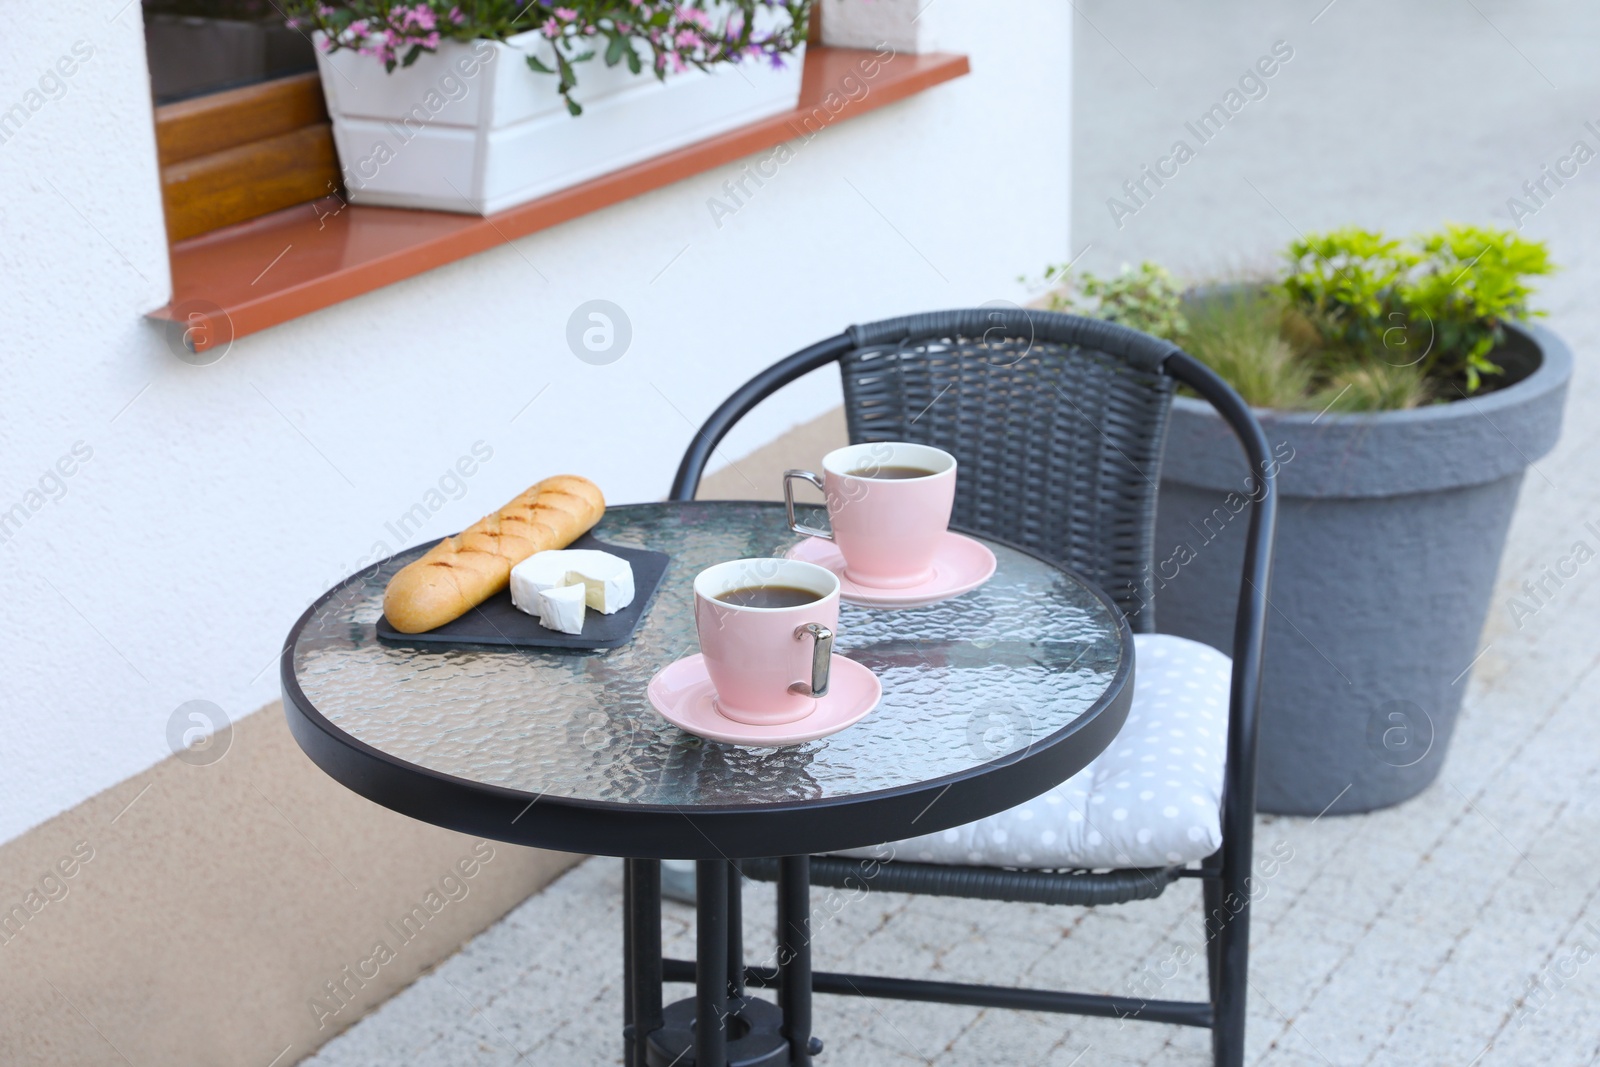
[376,533,670,650]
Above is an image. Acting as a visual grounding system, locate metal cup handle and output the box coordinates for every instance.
[783,469,833,541]
[790,623,834,698]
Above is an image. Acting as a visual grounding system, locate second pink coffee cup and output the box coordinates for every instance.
[783,441,957,589]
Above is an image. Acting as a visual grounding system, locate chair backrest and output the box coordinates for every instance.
[835,308,1176,631]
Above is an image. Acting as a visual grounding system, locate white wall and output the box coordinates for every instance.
[0,1,1071,844]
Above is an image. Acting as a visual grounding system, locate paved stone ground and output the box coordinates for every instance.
[306,2,1600,1063]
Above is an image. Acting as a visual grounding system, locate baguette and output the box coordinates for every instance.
[382,475,605,633]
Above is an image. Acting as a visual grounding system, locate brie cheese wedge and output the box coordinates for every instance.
[510,549,636,619]
[535,582,587,635]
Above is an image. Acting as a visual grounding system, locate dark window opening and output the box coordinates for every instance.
[144,0,316,105]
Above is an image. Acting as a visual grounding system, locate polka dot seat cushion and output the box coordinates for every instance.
[835,634,1232,871]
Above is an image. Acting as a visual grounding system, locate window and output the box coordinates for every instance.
[145,0,317,104]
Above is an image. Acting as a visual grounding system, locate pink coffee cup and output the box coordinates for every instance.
[692,558,841,726]
[783,441,958,588]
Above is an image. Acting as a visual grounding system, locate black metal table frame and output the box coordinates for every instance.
[281,506,1135,1067]
[624,857,819,1067]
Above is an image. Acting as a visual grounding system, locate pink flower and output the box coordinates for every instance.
[554,7,578,20]
[541,17,560,36]
[449,5,465,23]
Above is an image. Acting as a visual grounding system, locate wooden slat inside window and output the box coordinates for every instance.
[154,72,340,242]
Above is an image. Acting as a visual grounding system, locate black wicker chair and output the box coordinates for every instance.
[667,308,1277,1066]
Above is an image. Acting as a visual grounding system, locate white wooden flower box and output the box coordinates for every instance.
[316,29,804,215]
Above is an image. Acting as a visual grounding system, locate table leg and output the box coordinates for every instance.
[726,861,745,1000]
[624,861,634,1067]
[646,858,787,1067]
[625,859,663,1067]
[696,858,730,1067]
[777,856,814,1067]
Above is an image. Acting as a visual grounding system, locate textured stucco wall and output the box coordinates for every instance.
[0,2,1073,844]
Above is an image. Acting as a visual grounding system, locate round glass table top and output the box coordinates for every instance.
[283,502,1131,855]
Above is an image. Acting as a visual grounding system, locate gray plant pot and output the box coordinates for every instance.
[1151,321,1571,815]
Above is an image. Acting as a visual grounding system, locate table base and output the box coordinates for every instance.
[645,996,790,1067]
[626,857,817,1067]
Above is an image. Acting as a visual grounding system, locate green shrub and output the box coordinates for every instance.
[1042,224,1552,412]
[1401,225,1553,393]
[1280,227,1413,360]
[1283,224,1553,395]
[1041,261,1189,343]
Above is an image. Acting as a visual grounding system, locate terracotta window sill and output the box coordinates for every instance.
[148,46,969,352]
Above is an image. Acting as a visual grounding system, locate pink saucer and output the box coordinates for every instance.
[784,532,997,609]
[647,653,881,747]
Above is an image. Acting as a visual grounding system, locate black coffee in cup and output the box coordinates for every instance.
[844,465,937,480]
[715,584,823,609]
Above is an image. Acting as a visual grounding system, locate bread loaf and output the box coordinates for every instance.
[382,475,605,633]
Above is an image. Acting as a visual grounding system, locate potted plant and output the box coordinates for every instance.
[1045,227,1570,814]
[286,0,811,214]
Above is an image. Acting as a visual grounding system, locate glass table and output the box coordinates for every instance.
[282,501,1133,1067]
